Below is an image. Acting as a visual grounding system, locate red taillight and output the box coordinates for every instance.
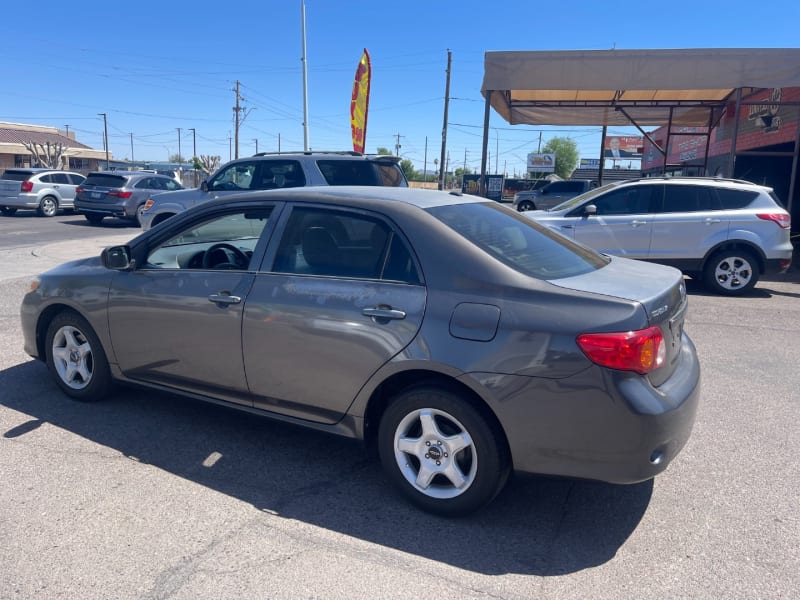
[107,190,132,198]
[76,187,85,194]
[577,326,666,375]
[20,181,33,192]
[757,213,791,229]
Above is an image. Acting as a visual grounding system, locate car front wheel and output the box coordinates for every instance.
[517,200,535,211]
[378,386,510,516]
[703,249,759,295]
[45,311,112,401]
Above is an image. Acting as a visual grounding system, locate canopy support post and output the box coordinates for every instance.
[480,90,492,196]
[727,88,743,178]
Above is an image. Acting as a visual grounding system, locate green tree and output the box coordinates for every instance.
[399,158,418,180]
[169,153,186,164]
[376,147,392,156]
[540,137,579,179]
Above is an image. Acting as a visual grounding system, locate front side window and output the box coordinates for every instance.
[209,162,258,191]
[145,209,272,270]
[271,206,420,282]
[592,186,656,215]
[428,202,608,280]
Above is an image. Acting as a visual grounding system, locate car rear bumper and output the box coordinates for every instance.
[1,194,39,208]
[764,256,792,274]
[468,333,701,484]
[74,199,134,219]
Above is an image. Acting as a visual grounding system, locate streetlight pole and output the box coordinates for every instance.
[189,128,196,160]
[176,128,182,166]
[98,113,109,170]
[130,133,134,165]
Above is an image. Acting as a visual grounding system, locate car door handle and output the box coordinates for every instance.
[362,306,406,320]
[560,224,574,229]
[704,218,722,224]
[208,293,242,305]
[631,220,648,227]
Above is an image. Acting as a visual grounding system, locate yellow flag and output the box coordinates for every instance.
[350,49,371,154]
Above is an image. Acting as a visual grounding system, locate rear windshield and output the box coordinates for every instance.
[1,170,34,181]
[82,174,128,188]
[427,202,609,280]
[317,160,406,187]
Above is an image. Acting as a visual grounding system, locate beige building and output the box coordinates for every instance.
[0,122,109,173]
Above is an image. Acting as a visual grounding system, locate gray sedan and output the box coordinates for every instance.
[20,186,700,516]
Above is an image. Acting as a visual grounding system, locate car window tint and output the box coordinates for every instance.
[377,163,407,187]
[271,206,419,282]
[716,188,759,209]
[68,174,86,185]
[39,174,55,183]
[51,173,71,184]
[592,186,654,215]
[0,170,32,182]
[428,203,608,279]
[84,174,127,188]
[164,179,182,191]
[209,162,258,191]
[252,160,306,189]
[145,209,272,270]
[316,160,381,185]
[660,185,718,213]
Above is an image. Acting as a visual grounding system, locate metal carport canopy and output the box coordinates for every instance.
[480,48,800,127]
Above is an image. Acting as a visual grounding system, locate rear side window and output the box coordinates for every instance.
[83,174,127,188]
[659,185,719,213]
[68,174,86,185]
[716,188,760,209]
[255,160,306,189]
[317,160,384,186]
[377,163,407,187]
[50,173,71,184]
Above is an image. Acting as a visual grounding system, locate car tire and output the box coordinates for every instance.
[151,213,175,228]
[37,195,59,217]
[1,206,18,216]
[517,200,535,212]
[85,214,104,225]
[45,310,112,401]
[703,249,759,295]
[378,385,510,516]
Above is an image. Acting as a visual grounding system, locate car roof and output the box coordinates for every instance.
[613,176,769,190]
[200,185,485,211]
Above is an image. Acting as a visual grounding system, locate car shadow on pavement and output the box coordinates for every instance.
[683,276,800,299]
[59,216,141,229]
[1,360,652,576]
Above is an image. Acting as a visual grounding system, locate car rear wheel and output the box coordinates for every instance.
[378,386,510,516]
[703,249,759,295]
[45,311,112,401]
[517,200,536,212]
[37,195,59,217]
[1,206,18,216]
[85,214,104,225]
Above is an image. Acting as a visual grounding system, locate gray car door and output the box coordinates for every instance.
[570,184,658,258]
[242,205,426,424]
[107,208,274,405]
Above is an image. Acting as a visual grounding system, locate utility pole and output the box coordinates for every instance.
[423,136,428,184]
[301,0,310,151]
[253,138,259,154]
[233,80,242,159]
[438,49,452,190]
[278,133,281,154]
[228,136,232,161]
[98,113,109,170]
[176,128,182,165]
[64,125,70,139]
[130,133,134,165]
[189,128,197,185]
[463,148,468,175]
[394,133,403,156]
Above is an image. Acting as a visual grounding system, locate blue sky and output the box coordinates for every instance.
[2,1,799,176]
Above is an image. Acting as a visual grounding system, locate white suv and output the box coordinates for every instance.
[525,177,793,295]
[138,151,407,231]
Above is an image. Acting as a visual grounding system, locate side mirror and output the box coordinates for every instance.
[201,180,209,192]
[584,204,597,216]
[102,245,133,270]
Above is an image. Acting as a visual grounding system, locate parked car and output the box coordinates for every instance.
[525,177,793,295]
[21,186,700,515]
[74,171,184,225]
[138,151,407,231]
[0,168,86,217]
[513,179,598,211]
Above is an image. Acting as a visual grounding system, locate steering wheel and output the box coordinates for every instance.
[202,243,249,269]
